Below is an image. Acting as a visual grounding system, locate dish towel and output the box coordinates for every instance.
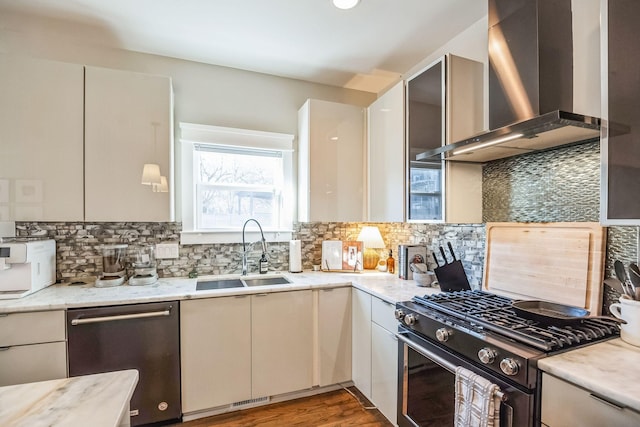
[454,366,502,427]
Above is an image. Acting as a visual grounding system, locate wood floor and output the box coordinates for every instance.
[171,388,393,427]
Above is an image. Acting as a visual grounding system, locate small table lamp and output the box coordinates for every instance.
[357,226,385,270]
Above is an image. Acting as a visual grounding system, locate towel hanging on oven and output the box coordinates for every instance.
[454,366,502,427]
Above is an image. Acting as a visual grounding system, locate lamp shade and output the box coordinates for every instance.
[152,176,169,193]
[141,163,162,185]
[357,226,385,249]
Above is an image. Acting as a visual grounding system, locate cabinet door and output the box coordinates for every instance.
[0,342,67,386]
[351,288,372,399]
[252,290,313,397]
[180,297,251,413]
[542,373,640,427]
[298,99,365,222]
[367,81,405,222]
[371,322,398,426]
[317,287,352,386]
[84,66,173,222]
[0,55,84,221]
[406,55,483,223]
[601,0,640,225]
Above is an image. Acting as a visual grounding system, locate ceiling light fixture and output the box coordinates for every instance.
[333,0,360,10]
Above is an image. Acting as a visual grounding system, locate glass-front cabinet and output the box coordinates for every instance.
[407,59,445,221]
[406,55,484,223]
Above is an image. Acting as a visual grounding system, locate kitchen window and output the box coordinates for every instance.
[179,123,294,244]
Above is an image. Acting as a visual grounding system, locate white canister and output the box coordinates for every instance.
[610,296,640,347]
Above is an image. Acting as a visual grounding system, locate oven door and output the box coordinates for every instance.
[397,327,537,427]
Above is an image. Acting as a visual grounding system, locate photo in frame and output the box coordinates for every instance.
[342,240,363,271]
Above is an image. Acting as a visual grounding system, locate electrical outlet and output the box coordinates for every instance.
[156,243,179,259]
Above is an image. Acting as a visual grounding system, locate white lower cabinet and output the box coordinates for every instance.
[0,310,67,386]
[371,299,399,425]
[180,296,251,413]
[542,373,640,427]
[352,288,399,426]
[317,287,352,387]
[252,290,314,397]
[352,288,373,399]
[181,290,314,415]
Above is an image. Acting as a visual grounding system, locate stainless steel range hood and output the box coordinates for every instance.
[418,0,601,163]
[417,110,600,163]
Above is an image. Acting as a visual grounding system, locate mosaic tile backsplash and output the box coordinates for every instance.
[13,139,639,312]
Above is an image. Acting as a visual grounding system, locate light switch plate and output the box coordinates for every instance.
[156,242,179,259]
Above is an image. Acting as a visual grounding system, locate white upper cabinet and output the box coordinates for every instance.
[406,54,483,223]
[84,66,173,222]
[367,81,405,222]
[298,99,365,222]
[0,55,84,221]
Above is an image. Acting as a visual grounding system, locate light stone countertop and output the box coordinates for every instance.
[538,338,640,413]
[0,369,138,427]
[0,270,436,313]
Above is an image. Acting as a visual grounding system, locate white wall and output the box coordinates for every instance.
[0,11,376,135]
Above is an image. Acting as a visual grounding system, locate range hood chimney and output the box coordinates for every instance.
[418,0,600,163]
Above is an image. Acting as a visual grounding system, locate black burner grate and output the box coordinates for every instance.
[412,290,619,352]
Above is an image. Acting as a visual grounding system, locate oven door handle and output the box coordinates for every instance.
[396,331,458,373]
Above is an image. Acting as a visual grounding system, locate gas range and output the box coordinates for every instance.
[395,290,620,390]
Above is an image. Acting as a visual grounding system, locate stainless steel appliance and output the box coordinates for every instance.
[0,239,56,299]
[395,291,620,427]
[67,301,181,426]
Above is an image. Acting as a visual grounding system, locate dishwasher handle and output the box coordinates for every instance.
[71,309,171,325]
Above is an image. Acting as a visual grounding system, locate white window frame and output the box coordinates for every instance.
[179,123,294,245]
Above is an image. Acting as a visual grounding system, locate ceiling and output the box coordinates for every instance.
[0,0,487,93]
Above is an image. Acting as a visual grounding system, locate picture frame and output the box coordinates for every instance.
[342,240,363,271]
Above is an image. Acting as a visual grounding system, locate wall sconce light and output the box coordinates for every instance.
[152,176,169,193]
[141,163,162,185]
[141,122,164,189]
[357,226,385,269]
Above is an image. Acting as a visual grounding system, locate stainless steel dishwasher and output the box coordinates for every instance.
[67,301,181,426]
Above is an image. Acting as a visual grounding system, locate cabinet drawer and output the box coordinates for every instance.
[0,310,66,346]
[542,373,640,427]
[371,296,397,332]
[0,341,67,386]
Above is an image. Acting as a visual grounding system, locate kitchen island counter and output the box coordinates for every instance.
[0,369,138,427]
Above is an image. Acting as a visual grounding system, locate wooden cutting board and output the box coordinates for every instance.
[483,222,606,314]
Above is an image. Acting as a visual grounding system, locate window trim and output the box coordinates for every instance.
[178,123,294,245]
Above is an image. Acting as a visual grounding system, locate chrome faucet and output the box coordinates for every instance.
[241,218,267,276]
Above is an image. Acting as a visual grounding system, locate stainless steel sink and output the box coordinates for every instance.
[196,279,244,291]
[242,276,291,287]
[196,275,291,290]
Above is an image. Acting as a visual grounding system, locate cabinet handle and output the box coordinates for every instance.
[235,295,248,299]
[71,309,170,325]
[322,288,334,292]
[255,293,269,297]
[589,393,625,410]
[0,346,10,351]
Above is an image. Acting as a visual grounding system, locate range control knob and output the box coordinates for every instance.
[394,309,405,320]
[403,314,417,326]
[435,328,452,342]
[478,348,497,364]
[500,358,520,376]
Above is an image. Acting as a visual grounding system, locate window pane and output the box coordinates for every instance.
[198,187,277,229]
[197,150,282,186]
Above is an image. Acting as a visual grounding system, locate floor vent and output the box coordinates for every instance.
[231,396,270,408]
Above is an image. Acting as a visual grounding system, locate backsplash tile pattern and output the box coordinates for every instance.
[14,140,639,313]
[483,141,600,222]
